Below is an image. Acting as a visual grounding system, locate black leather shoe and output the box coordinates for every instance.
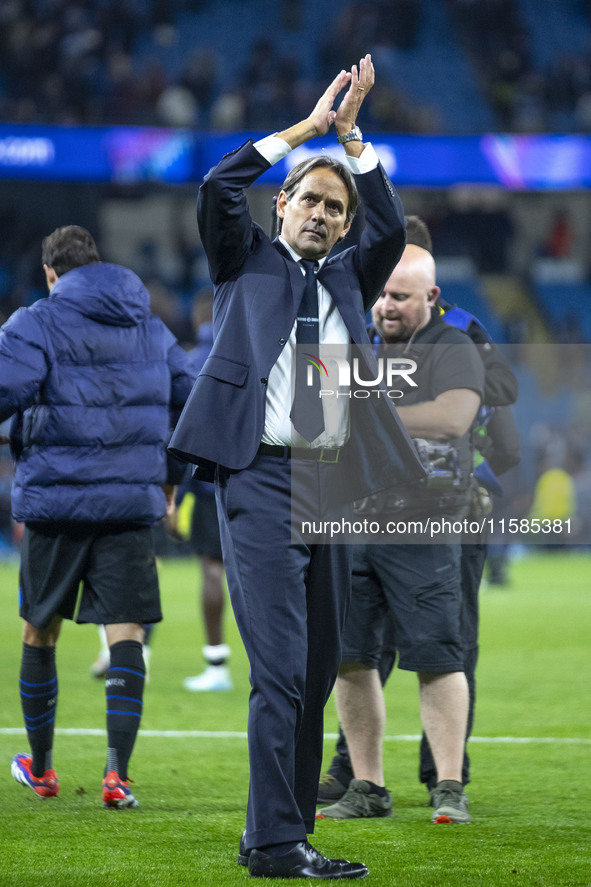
[238,830,250,866]
[248,841,368,879]
[239,833,347,870]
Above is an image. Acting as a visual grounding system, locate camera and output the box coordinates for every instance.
[413,438,467,490]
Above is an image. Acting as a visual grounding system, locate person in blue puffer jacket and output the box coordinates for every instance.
[0,225,194,809]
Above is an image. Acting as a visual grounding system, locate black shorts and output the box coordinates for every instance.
[342,542,463,673]
[19,521,162,630]
[190,494,223,562]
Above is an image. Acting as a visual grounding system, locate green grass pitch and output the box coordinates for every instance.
[0,549,589,886]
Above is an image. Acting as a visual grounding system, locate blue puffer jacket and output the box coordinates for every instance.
[0,262,195,523]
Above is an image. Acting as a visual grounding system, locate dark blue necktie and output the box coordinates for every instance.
[291,259,325,442]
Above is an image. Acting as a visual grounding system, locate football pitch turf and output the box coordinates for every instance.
[0,549,589,886]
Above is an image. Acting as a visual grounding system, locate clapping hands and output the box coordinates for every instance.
[308,54,374,138]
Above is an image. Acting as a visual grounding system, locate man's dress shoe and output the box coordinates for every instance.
[247,840,368,879]
[238,832,354,872]
[238,830,249,866]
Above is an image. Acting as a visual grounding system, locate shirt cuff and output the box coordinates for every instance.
[344,142,379,175]
[254,134,292,166]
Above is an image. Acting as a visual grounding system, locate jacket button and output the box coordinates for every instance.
[260,377,268,384]
[279,337,286,345]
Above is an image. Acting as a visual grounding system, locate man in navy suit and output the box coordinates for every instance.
[170,55,424,880]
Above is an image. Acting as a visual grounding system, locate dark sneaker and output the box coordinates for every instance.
[11,753,59,798]
[430,780,471,824]
[316,778,393,820]
[317,772,349,805]
[102,771,139,809]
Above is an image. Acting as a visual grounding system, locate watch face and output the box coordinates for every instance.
[340,127,362,144]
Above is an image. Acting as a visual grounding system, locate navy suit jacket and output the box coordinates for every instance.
[169,140,425,500]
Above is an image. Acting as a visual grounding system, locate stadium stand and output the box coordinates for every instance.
[131,0,494,133]
[481,275,552,345]
[531,260,591,344]
[445,0,591,132]
[0,0,589,133]
[518,0,590,69]
[518,0,591,132]
[436,258,504,343]
[0,8,590,346]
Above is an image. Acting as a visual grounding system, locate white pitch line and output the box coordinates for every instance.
[0,727,590,744]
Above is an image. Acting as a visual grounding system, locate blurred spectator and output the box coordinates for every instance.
[156,83,199,128]
[241,38,301,130]
[210,90,246,130]
[0,0,590,134]
[541,210,574,259]
[433,188,514,274]
[390,0,422,50]
[179,47,220,120]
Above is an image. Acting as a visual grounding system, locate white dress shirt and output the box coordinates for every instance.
[254,134,379,448]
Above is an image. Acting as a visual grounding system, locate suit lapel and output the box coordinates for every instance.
[317,261,366,342]
[272,238,307,316]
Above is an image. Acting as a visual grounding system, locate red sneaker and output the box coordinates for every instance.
[11,753,59,798]
[102,771,139,808]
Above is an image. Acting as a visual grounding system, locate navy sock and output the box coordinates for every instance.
[105,640,145,781]
[19,643,57,777]
[365,780,389,798]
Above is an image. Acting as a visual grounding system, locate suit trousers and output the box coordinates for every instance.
[215,451,352,849]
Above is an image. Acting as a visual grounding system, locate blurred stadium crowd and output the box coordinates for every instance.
[2,0,591,133]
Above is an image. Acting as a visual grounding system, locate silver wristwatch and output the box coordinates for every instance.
[337,125,363,145]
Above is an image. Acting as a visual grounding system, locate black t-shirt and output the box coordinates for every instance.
[368,313,485,514]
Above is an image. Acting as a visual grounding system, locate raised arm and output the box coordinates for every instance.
[276,54,374,156]
[333,54,375,159]
[198,57,380,284]
[197,142,272,285]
